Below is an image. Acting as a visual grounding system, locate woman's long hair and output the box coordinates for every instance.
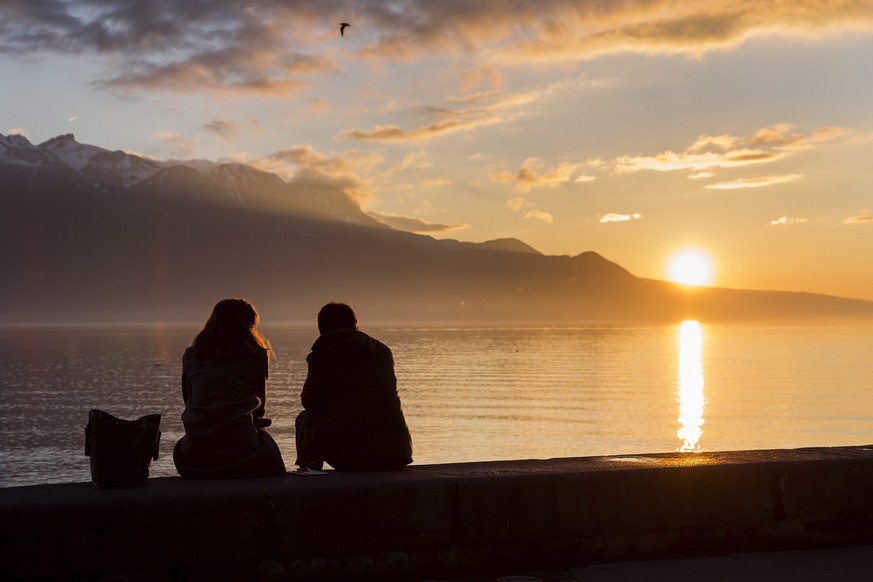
[191,299,271,360]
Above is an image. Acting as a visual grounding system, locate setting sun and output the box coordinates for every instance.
[667,249,714,287]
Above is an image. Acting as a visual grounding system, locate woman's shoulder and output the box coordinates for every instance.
[182,346,197,364]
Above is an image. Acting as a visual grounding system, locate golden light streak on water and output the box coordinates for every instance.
[677,320,705,452]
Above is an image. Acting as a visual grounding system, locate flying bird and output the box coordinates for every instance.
[340,22,350,36]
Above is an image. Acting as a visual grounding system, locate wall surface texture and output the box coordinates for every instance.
[2,446,873,581]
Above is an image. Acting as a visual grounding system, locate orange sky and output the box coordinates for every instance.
[2,1,872,300]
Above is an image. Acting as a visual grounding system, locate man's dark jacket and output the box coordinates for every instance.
[301,329,413,469]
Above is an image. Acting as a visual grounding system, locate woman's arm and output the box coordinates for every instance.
[252,350,272,427]
[181,350,192,405]
[253,351,269,419]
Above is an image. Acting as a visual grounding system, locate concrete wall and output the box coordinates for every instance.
[2,446,873,581]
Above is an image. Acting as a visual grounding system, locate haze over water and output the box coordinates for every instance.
[2,322,871,488]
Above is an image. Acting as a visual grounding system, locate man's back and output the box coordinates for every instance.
[297,310,413,471]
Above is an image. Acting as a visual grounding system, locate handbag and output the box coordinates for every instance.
[84,409,161,489]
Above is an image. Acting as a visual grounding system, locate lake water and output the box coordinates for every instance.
[1,322,871,488]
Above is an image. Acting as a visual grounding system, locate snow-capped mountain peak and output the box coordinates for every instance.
[0,133,35,153]
[0,132,56,166]
[39,134,110,172]
[84,149,162,188]
[0,132,380,227]
[0,132,163,188]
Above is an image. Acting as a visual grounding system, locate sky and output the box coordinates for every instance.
[2,0,872,301]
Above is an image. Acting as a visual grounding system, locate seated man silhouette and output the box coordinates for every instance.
[295,302,413,471]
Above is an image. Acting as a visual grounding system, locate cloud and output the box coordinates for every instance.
[599,213,643,223]
[843,209,873,224]
[0,0,334,95]
[236,147,439,207]
[3,1,871,97]
[152,130,195,158]
[616,148,784,173]
[506,197,527,213]
[616,124,846,176]
[234,145,383,205]
[340,88,540,143]
[770,216,808,226]
[523,209,553,224]
[204,120,239,141]
[506,196,552,224]
[847,131,873,145]
[344,75,612,145]
[367,211,467,234]
[94,48,321,95]
[309,99,329,113]
[5,127,30,138]
[488,1,873,64]
[340,119,486,142]
[741,124,849,151]
[347,1,873,66]
[374,151,430,181]
[491,157,587,191]
[706,174,804,190]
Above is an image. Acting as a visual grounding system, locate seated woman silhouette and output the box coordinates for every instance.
[173,299,286,479]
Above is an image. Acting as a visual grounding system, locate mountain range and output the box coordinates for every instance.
[2,132,872,325]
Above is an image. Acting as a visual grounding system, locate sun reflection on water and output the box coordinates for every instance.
[677,320,705,452]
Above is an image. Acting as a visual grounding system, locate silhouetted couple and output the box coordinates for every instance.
[173,299,412,479]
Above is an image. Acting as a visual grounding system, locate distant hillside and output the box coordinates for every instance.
[2,133,873,324]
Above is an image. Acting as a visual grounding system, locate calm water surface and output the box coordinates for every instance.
[1,323,871,487]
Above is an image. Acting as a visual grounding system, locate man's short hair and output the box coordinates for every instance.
[317,302,358,334]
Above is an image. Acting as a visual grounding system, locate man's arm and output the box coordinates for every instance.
[300,357,328,412]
